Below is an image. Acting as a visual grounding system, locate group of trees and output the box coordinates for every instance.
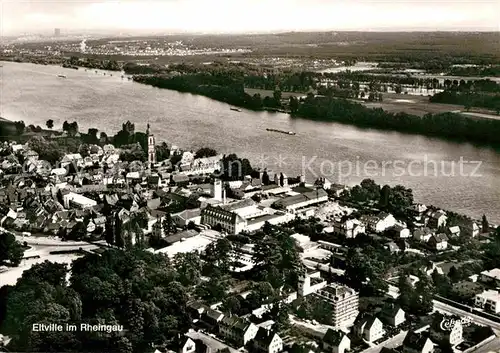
[66,56,121,71]
[339,179,414,218]
[251,224,303,291]
[398,272,434,316]
[62,121,79,136]
[135,69,500,146]
[27,135,63,164]
[1,250,192,352]
[0,231,24,267]
[220,154,254,181]
[430,79,500,112]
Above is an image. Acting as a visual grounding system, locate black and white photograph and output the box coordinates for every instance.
[0,1,499,352]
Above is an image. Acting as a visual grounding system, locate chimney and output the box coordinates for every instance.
[222,189,226,204]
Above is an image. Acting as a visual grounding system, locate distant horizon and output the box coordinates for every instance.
[4,27,500,39]
[1,0,498,37]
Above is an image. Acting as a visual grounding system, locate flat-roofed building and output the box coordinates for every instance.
[314,283,359,328]
[475,290,500,313]
[62,192,97,209]
[480,268,500,287]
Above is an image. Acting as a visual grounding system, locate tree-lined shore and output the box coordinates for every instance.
[133,73,500,147]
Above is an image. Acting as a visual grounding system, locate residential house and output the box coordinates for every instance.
[430,317,463,346]
[200,309,224,327]
[361,212,396,233]
[407,204,428,219]
[480,268,500,287]
[147,175,162,189]
[426,210,447,228]
[253,327,283,353]
[380,304,405,327]
[187,301,209,321]
[314,177,332,191]
[475,290,500,314]
[459,219,480,237]
[389,225,411,239]
[446,226,460,238]
[329,184,348,198]
[179,338,197,353]
[421,262,444,276]
[354,316,385,343]
[126,171,142,184]
[322,329,350,353]
[428,233,448,251]
[219,316,259,347]
[61,153,84,168]
[333,218,366,238]
[401,331,434,353]
[386,242,400,254]
[413,228,434,242]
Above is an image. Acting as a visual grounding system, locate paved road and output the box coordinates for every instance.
[468,337,500,353]
[433,300,500,331]
[361,331,408,353]
[15,235,90,247]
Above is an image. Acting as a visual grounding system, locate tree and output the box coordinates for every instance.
[104,215,115,245]
[0,232,24,266]
[14,121,25,135]
[379,185,390,208]
[289,96,299,113]
[448,266,460,283]
[194,147,217,159]
[221,296,242,315]
[273,89,282,105]
[115,214,124,248]
[482,214,489,233]
[20,261,67,286]
[204,238,232,274]
[46,119,54,129]
[196,275,228,303]
[156,142,170,162]
[162,213,176,236]
[269,302,291,333]
[174,252,202,287]
[87,128,99,144]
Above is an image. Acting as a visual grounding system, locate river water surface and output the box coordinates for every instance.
[1,61,499,222]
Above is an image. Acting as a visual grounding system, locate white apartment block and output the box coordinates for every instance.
[475,290,500,313]
[314,283,359,328]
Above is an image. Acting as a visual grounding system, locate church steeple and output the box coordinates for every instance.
[147,123,156,168]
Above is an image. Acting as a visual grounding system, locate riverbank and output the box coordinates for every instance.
[2,60,500,222]
[0,56,122,72]
[132,74,500,148]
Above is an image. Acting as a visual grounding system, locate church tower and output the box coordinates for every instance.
[147,123,156,167]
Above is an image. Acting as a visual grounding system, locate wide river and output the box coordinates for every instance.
[1,61,499,223]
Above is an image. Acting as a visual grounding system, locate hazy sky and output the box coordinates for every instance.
[1,0,499,35]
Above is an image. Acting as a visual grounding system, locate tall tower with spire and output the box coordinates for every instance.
[147,123,156,167]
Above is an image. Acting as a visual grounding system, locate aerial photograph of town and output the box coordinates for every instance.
[0,0,499,352]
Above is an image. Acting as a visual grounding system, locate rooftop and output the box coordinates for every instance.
[481,268,500,280]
